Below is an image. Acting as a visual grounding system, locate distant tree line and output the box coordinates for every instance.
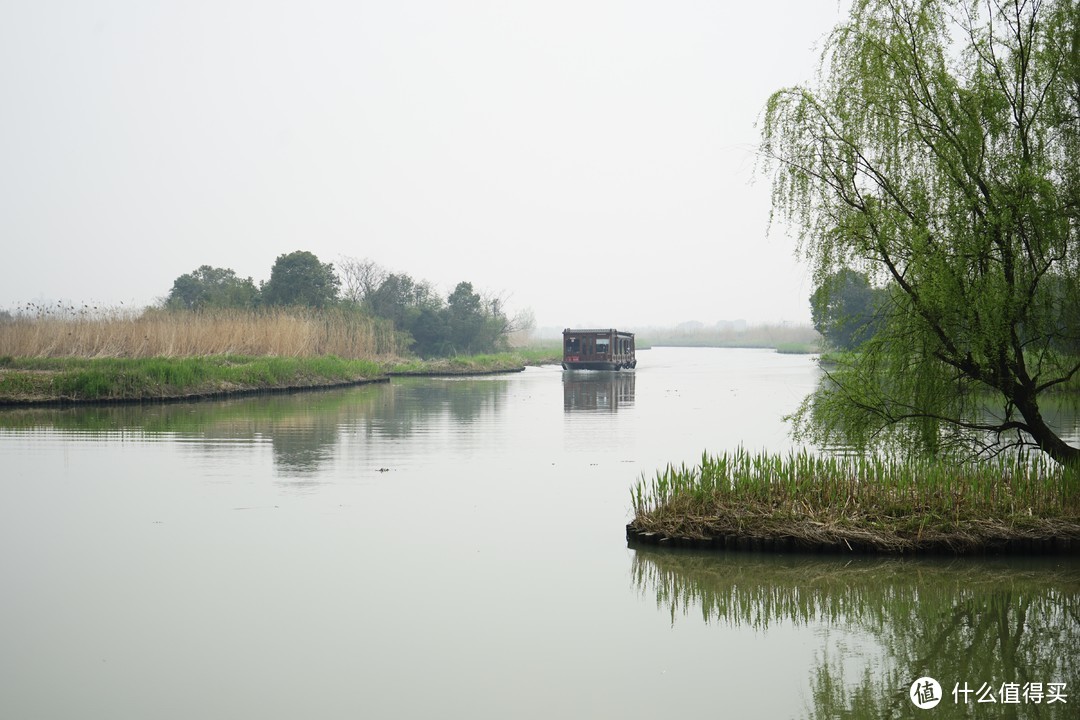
[165,251,526,357]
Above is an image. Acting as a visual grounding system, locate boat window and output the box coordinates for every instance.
[596,338,610,354]
[565,336,580,353]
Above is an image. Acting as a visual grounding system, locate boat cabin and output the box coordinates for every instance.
[562,328,636,370]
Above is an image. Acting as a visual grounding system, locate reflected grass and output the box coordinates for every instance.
[632,547,1080,718]
[632,546,1080,629]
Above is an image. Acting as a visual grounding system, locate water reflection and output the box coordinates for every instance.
[370,377,509,437]
[2,349,1076,718]
[0,377,511,476]
[632,547,1080,719]
[562,371,635,412]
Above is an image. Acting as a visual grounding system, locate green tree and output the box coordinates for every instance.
[357,268,516,357]
[261,251,340,308]
[410,306,450,357]
[363,273,448,355]
[166,265,259,310]
[365,273,439,326]
[446,281,483,353]
[810,268,885,351]
[445,282,511,355]
[760,0,1080,467]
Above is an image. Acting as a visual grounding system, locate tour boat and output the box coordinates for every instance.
[561,328,636,370]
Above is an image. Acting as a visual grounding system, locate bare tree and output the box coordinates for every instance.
[338,256,387,305]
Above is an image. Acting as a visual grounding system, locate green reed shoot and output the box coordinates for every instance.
[631,449,1074,520]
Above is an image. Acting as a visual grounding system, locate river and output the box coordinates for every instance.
[1,347,1076,719]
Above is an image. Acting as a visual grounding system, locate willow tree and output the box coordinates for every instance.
[760,0,1080,466]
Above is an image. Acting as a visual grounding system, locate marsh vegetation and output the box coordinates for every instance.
[630,449,1080,553]
[0,305,402,359]
[0,305,553,403]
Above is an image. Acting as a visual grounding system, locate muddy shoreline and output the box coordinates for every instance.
[626,521,1080,556]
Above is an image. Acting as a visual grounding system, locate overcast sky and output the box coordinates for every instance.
[1,1,849,329]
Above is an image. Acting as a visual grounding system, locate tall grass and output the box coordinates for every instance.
[632,448,1078,534]
[0,305,404,359]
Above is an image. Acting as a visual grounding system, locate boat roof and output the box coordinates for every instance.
[562,328,634,335]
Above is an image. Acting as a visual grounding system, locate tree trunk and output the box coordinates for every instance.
[1013,394,1080,465]
[1012,390,1080,501]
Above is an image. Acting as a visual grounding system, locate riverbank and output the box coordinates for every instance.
[628,449,1080,555]
[0,351,558,406]
[0,355,389,406]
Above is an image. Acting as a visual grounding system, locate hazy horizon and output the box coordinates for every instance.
[1,1,851,329]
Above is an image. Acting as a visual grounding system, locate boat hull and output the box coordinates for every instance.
[561,360,636,371]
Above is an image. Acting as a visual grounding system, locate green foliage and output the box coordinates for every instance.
[166,265,259,310]
[446,281,503,355]
[631,448,1078,538]
[809,268,885,350]
[364,273,438,327]
[760,0,1080,466]
[159,252,520,358]
[261,251,341,308]
[363,272,512,357]
[409,306,450,357]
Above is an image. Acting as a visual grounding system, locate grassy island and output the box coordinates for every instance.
[628,449,1080,555]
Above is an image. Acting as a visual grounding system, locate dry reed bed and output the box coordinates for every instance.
[0,308,404,359]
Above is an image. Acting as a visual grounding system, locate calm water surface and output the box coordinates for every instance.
[1,347,1076,719]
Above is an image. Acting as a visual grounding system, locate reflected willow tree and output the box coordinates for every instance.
[632,548,1080,719]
